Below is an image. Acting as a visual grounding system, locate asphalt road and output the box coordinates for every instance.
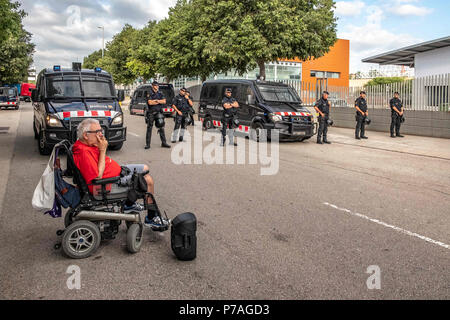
[0,102,449,299]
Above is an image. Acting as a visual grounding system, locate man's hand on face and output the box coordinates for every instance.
[96,133,108,152]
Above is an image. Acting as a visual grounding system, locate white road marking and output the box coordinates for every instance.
[323,202,450,250]
[128,131,140,137]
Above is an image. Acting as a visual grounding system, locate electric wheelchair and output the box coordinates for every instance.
[52,140,196,260]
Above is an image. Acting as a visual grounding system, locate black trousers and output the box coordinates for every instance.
[145,111,167,146]
[390,114,401,136]
[317,116,329,141]
[172,113,188,141]
[355,113,366,138]
[221,116,235,143]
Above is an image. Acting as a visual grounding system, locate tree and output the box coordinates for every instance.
[153,0,228,82]
[126,21,159,82]
[101,24,138,85]
[82,49,103,69]
[0,0,34,85]
[191,0,337,80]
[366,77,406,86]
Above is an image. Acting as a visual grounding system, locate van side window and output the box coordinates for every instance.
[201,86,209,99]
[137,91,143,98]
[207,86,217,100]
[239,85,252,103]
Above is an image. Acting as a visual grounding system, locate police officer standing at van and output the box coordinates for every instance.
[171,87,191,143]
[145,81,171,149]
[221,88,239,147]
[314,91,331,144]
[355,91,369,140]
[390,92,405,138]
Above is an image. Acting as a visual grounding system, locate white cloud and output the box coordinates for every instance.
[392,4,433,16]
[334,1,366,17]
[338,5,421,72]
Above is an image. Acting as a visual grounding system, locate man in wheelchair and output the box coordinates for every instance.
[72,118,169,229]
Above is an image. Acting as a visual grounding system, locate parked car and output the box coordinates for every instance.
[129,83,175,117]
[0,87,20,110]
[198,80,316,141]
[32,65,126,155]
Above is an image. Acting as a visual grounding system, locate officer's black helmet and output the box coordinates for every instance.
[327,118,334,126]
[364,117,371,125]
[155,112,165,128]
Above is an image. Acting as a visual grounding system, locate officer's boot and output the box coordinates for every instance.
[159,128,171,148]
[323,135,331,144]
[145,126,152,149]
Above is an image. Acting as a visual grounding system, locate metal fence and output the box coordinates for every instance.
[281,73,450,112]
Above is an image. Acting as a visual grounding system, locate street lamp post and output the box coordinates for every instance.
[98,26,104,58]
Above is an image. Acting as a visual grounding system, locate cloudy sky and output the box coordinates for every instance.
[19,0,449,74]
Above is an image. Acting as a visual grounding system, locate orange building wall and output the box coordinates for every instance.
[283,39,349,87]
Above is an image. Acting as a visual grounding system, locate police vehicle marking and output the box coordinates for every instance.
[200,117,250,133]
[274,111,311,117]
[57,110,119,120]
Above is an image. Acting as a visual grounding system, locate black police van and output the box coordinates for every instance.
[32,64,126,155]
[129,83,175,117]
[0,87,20,110]
[198,80,316,141]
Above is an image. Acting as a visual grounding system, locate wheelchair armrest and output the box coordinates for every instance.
[92,176,120,185]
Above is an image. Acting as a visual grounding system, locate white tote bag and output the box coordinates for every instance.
[32,147,56,211]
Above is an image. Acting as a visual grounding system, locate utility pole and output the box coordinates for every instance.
[98,26,104,58]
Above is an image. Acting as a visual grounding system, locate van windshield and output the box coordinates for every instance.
[46,75,114,99]
[0,88,16,96]
[257,85,301,103]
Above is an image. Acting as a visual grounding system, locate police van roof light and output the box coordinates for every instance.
[95,67,102,72]
[53,65,61,71]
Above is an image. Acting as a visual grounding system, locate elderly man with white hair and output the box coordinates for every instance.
[72,118,168,229]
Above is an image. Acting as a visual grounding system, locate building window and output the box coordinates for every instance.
[311,70,340,79]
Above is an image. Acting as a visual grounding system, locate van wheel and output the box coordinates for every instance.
[109,142,123,151]
[203,117,213,131]
[38,130,52,155]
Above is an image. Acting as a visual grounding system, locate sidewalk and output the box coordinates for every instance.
[328,127,450,160]
[0,109,21,216]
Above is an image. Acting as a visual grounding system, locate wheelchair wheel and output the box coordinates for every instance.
[126,223,143,254]
[62,220,101,259]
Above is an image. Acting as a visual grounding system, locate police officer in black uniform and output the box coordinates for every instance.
[185,90,195,126]
[145,81,171,149]
[389,92,405,138]
[355,91,369,140]
[314,91,331,144]
[171,87,192,143]
[221,88,239,147]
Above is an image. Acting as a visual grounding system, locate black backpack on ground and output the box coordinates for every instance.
[171,212,197,261]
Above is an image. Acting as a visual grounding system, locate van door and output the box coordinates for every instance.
[136,90,146,113]
[206,84,220,122]
[236,84,253,126]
